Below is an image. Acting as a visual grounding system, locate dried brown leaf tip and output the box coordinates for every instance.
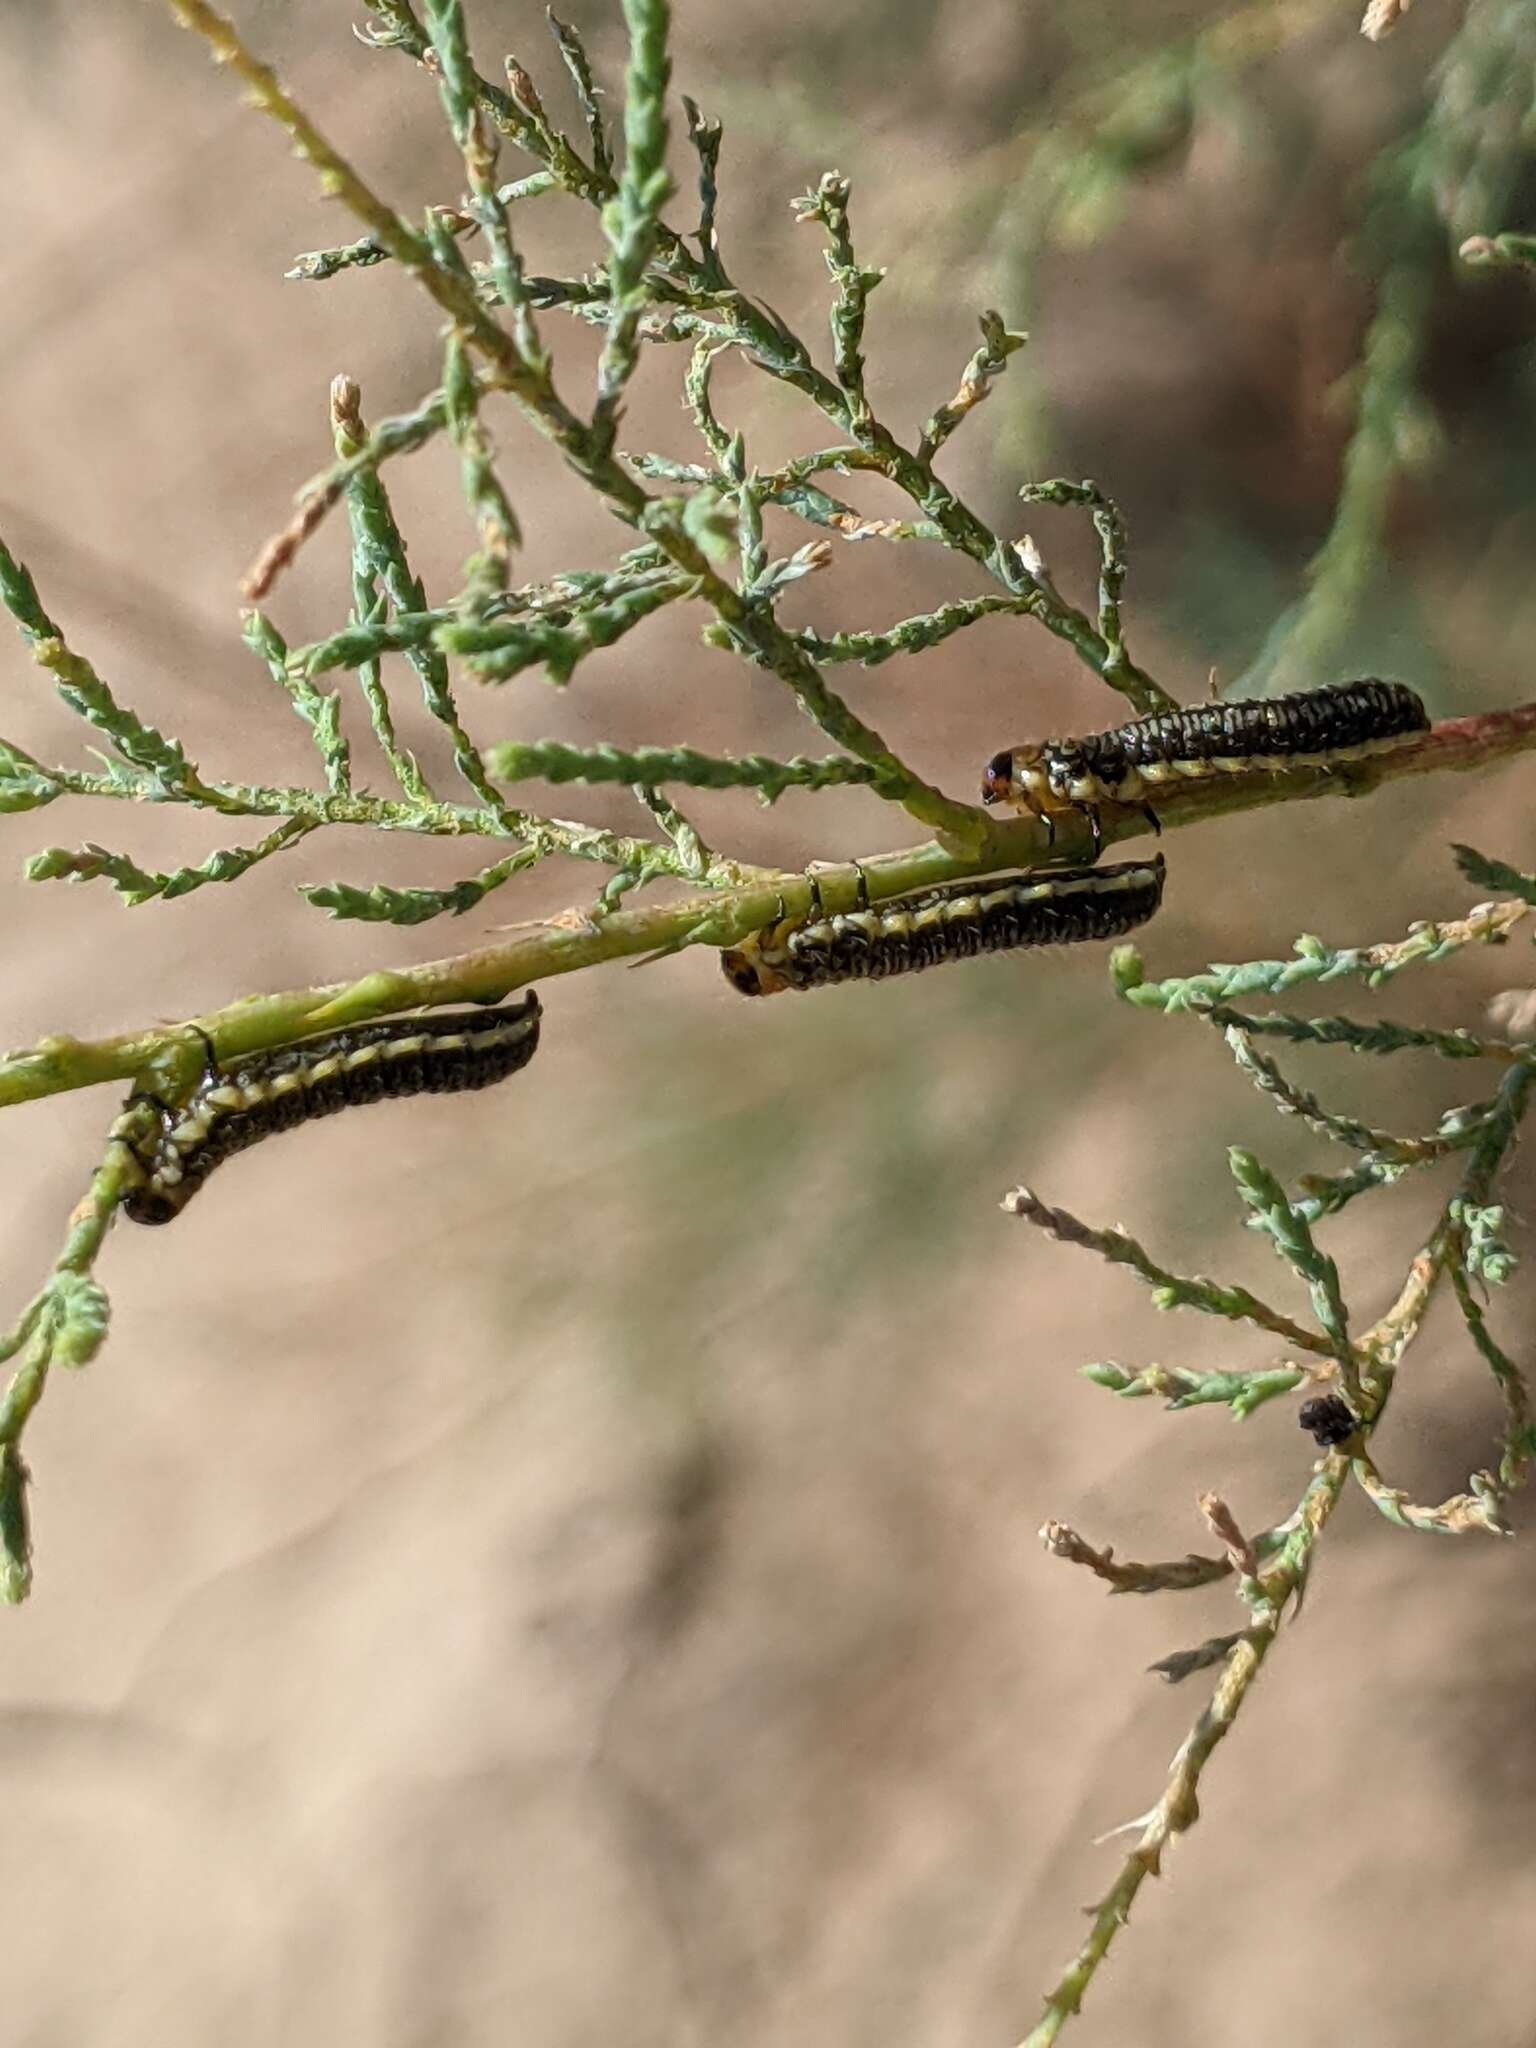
[1487,988,1536,1041]
[1197,1493,1258,1579]
[825,512,909,542]
[1361,0,1413,40]
[330,374,364,439]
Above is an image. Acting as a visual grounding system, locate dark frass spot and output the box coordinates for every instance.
[1298,1394,1360,1449]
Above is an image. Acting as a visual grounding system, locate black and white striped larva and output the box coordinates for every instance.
[980,679,1430,855]
[114,992,542,1225]
[720,856,1165,996]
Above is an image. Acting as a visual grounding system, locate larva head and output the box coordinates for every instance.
[720,943,788,997]
[980,743,1051,811]
[121,1182,188,1226]
[980,748,1015,805]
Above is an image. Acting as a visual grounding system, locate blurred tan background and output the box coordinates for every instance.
[2,3,1536,2043]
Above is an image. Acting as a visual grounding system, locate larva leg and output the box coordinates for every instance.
[1070,803,1104,861]
[1140,804,1162,836]
[116,1091,173,1160]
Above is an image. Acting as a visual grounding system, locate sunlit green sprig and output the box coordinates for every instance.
[917,309,1027,461]
[253,0,1196,780]
[1348,1057,1533,1439]
[1450,1262,1535,1493]
[618,507,980,838]
[1024,1458,1343,2044]
[738,536,823,605]
[682,94,724,284]
[1454,1198,1516,1286]
[1282,1097,1495,1225]
[1452,1051,1532,1206]
[677,340,780,592]
[0,748,660,874]
[0,739,61,815]
[329,371,522,824]
[0,617,747,908]
[681,337,735,474]
[1113,894,1530,1012]
[1227,1148,1354,1392]
[795,172,882,432]
[441,332,522,606]
[1224,1025,1397,1151]
[1081,1360,1307,1417]
[1352,1459,1510,1538]
[439,571,691,682]
[489,53,601,209]
[245,383,455,603]
[35,0,1531,1676]
[313,9,1174,718]
[592,0,674,453]
[731,462,768,590]
[1207,1003,1517,1065]
[26,823,315,908]
[242,608,351,795]
[1000,1185,1336,1356]
[288,177,556,281]
[628,783,710,881]
[1290,1155,1409,1223]
[349,0,693,290]
[0,536,205,798]
[333,378,432,805]
[295,560,676,677]
[173,0,656,548]
[485,738,879,801]
[296,611,490,673]
[799,591,1042,667]
[0,1141,128,1600]
[301,848,536,926]
[757,476,940,547]
[546,11,611,177]
[1025,905,1536,2039]
[1017,477,1140,699]
[425,2,546,371]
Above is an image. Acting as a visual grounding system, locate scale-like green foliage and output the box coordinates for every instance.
[3,5,1536,2043]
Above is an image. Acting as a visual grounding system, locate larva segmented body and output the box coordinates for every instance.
[720,857,1165,996]
[115,993,541,1224]
[980,679,1429,853]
